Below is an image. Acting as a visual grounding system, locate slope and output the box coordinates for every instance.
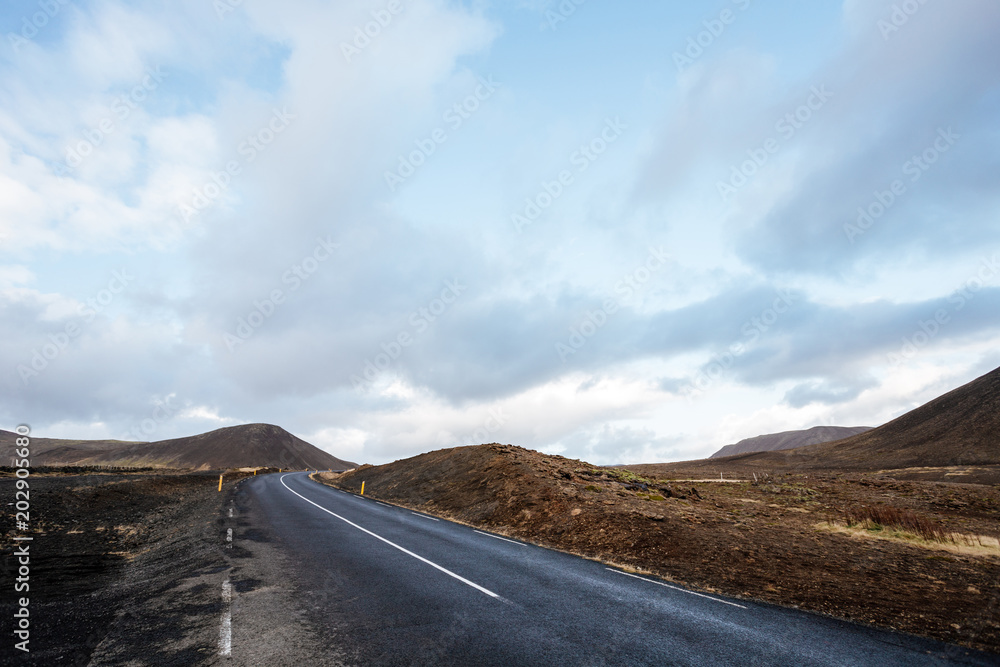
[1,423,355,470]
[709,425,872,458]
[645,365,1000,475]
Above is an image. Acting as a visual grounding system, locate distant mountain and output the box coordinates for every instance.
[0,423,355,470]
[779,365,1000,469]
[626,364,1000,475]
[710,426,872,458]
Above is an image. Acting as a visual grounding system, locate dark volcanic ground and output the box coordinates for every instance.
[1,471,235,665]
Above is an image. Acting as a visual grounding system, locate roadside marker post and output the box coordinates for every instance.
[361,481,365,495]
[218,474,223,492]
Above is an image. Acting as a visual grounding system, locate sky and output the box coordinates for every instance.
[1,0,998,466]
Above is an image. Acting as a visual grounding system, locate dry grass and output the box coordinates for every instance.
[844,505,951,543]
[832,505,1000,555]
[817,521,1000,558]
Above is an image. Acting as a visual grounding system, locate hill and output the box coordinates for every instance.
[789,365,1000,469]
[1,423,355,470]
[326,444,571,526]
[634,364,1000,477]
[709,425,872,458]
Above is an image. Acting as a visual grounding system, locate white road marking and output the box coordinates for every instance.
[226,528,233,546]
[280,474,501,600]
[228,508,233,518]
[474,530,527,547]
[219,578,233,656]
[376,502,393,508]
[607,568,747,609]
[411,512,439,521]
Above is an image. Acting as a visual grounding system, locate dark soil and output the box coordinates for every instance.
[0,470,247,665]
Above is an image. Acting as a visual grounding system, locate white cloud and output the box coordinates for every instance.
[2,0,998,468]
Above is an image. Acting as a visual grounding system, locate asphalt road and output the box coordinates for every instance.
[228,472,997,666]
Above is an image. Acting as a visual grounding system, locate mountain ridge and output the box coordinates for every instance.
[0,423,355,470]
[710,425,873,458]
[627,364,1000,475]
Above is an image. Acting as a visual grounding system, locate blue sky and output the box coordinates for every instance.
[2,0,998,465]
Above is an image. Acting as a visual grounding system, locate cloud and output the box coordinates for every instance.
[783,377,877,408]
[2,0,999,466]
[554,423,686,467]
[733,0,1000,275]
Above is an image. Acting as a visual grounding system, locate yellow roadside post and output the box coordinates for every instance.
[361,481,365,495]
[254,469,257,475]
[218,474,223,492]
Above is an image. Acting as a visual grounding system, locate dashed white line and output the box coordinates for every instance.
[219,578,233,656]
[280,474,501,600]
[411,512,439,521]
[607,568,747,609]
[376,501,393,508]
[474,530,527,547]
[226,528,233,547]
[228,508,233,518]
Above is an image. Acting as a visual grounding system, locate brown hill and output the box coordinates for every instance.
[324,443,680,541]
[790,365,1000,469]
[709,425,872,458]
[330,444,569,526]
[0,423,355,471]
[634,365,1000,477]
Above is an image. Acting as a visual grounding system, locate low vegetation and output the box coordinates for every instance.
[605,468,654,485]
[844,505,952,543]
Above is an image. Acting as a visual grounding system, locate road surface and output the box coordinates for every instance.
[222,471,996,666]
